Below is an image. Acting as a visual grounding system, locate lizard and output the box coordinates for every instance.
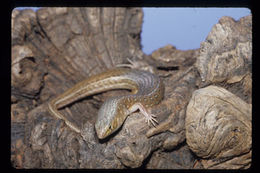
[48,67,164,139]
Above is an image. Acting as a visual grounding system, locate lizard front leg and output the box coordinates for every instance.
[127,103,158,127]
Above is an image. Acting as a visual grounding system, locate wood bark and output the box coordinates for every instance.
[11,8,251,169]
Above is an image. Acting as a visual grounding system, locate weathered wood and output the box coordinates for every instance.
[195,16,252,104]
[11,7,251,169]
[188,15,252,169]
[186,86,251,169]
[11,7,145,168]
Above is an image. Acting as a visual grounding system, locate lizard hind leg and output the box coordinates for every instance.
[128,102,158,127]
[116,58,156,74]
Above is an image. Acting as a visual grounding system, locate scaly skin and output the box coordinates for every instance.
[48,68,164,139]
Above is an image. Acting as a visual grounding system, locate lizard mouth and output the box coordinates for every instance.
[95,123,110,140]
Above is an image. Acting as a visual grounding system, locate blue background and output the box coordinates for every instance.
[141,8,251,54]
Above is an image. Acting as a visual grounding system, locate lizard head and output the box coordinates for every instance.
[95,97,126,139]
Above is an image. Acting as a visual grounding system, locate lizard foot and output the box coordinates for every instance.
[116,58,156,74]
[128,102,158,127]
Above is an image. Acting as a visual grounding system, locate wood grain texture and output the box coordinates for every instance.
[186,86,251,169]
[11,8,251,169]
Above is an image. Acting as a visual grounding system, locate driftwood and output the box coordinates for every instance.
[11,7,251,169]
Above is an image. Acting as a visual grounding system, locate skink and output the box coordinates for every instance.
[48,68,164,139]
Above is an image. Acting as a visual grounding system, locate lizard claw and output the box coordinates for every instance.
[128,102,159,128]
[145,113,158,127]
[116,58,135,69]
